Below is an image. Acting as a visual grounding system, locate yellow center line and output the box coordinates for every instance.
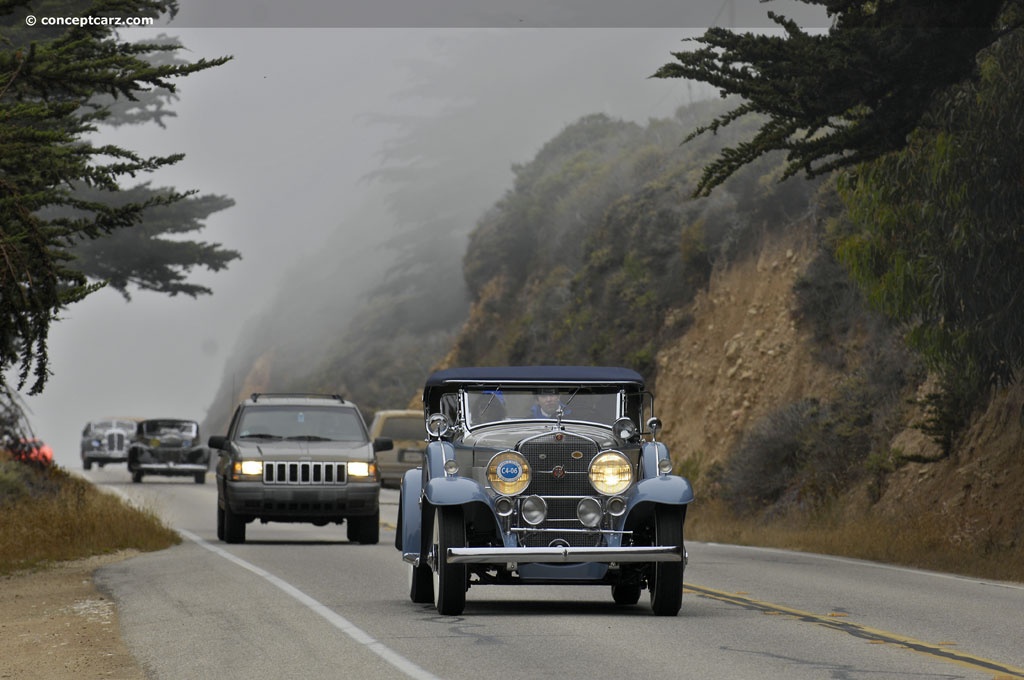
[685,583,1024,678]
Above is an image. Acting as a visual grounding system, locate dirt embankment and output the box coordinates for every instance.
[655,222,1024,554]
[656,225,843,465]
[0,552,145,680]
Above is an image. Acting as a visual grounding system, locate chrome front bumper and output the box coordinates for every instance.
[404,544,683,566]
[137,463,208,473]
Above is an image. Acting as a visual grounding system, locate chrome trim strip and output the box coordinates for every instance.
[445,545,682,564]
[402,552,421,567]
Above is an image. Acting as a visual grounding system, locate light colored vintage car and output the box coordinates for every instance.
[396,366,694,616]
[369,409,426,488]
[81,418,139,470]
[128,418,210,484]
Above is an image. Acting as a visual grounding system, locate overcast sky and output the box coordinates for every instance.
[16,1,828,468]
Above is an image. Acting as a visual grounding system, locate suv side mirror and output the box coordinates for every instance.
[373,437,394,453]
[208,435,228,450]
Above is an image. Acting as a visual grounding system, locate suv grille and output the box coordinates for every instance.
[518,432,601,548]
[263,461,347,485]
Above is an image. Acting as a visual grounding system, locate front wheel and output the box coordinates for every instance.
[347,509,380,544]
[216,505,225,541]
[194,472,206,484]
[432,506,467,616]
[649,506,684,616]
[82,458,92,471]
[223,503,246,544]
[611,581,641,605]
[131,469,143,484]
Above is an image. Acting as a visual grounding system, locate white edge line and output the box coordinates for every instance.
[178,529,443,680]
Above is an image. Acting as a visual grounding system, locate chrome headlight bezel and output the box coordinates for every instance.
[487,450,531,496]
[588,449,633,495]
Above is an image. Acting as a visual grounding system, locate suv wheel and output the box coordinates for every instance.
[216,505,225,541]
[131,470,143,484]
[223,504,246,544]
[346,509,380,544]
[82,458,92,471]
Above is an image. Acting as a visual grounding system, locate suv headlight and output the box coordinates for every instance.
[487,451,531,496]
[347,461,377,480]
[589,450,633,495]
[232,460,263,481]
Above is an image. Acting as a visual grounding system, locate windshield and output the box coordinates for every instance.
[236,406,368,442]
[140,420,198,437]
[378,415,424,440]
[464,388,621,428]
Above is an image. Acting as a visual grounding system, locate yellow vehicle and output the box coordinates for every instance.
[369,409,425,488]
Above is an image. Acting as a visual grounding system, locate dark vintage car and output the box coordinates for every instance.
[81,418,138,470]
[128,419,210,484]
[396,366,694,616]
[208,393,392,545]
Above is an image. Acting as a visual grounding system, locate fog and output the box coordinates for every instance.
[16,1,828,468]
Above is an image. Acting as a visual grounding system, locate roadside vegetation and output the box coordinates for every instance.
[0,457,179,575]
[684,494,1024,585]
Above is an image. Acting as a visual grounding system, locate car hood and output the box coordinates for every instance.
[232,440,375,461]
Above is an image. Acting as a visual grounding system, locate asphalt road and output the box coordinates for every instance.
[83,466,1024,680]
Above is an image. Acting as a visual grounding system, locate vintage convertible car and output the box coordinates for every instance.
[396,366,693,616]
[128,419,210,484]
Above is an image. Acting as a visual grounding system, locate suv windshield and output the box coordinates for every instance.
[464,388,621,428]
[237,406,368,442]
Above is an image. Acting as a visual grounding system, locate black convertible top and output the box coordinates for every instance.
[424,366,644,394]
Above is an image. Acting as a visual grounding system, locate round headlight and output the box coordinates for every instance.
[589,450,633,495]
[495,496,515,517]
[577,497,603,528]
[658,458,674,475]
[521,495,547,525]
[426,413,451,438]
[487,450,531,496]
[607,496,627,517]
[612,417,637,440]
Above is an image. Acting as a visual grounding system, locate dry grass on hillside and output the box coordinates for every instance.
[0,459,179,575]
[687,497,1024,584]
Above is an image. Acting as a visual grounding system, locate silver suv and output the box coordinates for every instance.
[209,393,392,544]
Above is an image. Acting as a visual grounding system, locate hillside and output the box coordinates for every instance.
[201,98,1024,578]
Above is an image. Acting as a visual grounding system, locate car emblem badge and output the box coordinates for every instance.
[551,465,565,480]
[571,450,583,460]
[555,433,564,441]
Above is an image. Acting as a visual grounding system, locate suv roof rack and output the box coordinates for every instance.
[249,393,346,403]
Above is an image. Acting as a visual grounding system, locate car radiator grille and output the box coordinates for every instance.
[262,461,347,485]
[518,432,602,548]
[106,432,125,452]
[154,449,206,463]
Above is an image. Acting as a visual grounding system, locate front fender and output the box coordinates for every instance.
[424,476,491,506]
[640,440,671,479]
[627,474,694,512]
[398,468,424,556]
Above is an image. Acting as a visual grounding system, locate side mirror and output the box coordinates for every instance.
[373,437,394,453]
[207,435,228,450]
